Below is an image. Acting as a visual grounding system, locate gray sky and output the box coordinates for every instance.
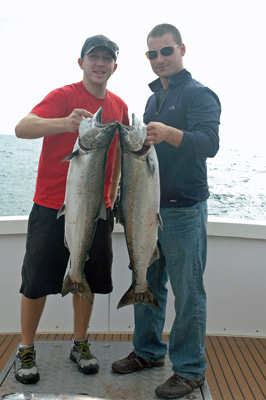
[1,0,265,154]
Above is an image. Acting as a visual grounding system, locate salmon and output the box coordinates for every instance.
[117,115,162,309]
[58,107,118,303]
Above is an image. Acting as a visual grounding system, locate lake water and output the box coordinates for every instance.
[0,134,265,221]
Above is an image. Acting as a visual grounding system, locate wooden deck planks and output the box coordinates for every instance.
[233,337,266,399]
[206,335,236,399]
[0,334,21,373]
[218,336,255,399]
[205,335,266,400]
[245,337,266,375]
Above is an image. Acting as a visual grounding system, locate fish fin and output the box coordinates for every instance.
[61,149,79,162]
[57,204,65,219]
[147,153,155,175]
[117,283,159,309]
[64,236,69,249]
[95,198,107,221]
[149,246,160,266]
[95,106,103,122]
[158,213,163,230]
[61,273,93,304]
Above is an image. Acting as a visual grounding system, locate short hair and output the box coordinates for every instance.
[147,23,182,45]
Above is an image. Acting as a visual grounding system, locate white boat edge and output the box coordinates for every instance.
[1,216,265,337]
[2,215,266,239]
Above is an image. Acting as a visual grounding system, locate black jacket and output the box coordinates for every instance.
[144,69,221,207]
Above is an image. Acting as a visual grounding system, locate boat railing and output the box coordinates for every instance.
[0,216,265,337]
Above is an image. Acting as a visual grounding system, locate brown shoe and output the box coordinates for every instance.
[155,374,205,399]
[112,352,164,374]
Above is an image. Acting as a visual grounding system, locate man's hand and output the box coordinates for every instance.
[145,122,169,145]
[145,121,184,148]
[65,109,94,132]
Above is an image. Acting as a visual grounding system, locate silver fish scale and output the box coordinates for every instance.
[122,147,160,282]
[0,341,211,399]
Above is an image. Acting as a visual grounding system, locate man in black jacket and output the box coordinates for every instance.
[112,23,221,399]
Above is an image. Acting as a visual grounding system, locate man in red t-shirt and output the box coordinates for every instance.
[14,35,129,384]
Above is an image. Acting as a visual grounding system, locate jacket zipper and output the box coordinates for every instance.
[155,89,169,115]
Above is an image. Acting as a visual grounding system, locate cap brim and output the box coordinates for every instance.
[84,45,117,60]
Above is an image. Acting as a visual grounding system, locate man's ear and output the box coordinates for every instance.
[78,57,84,70]
[180,44,186,57]
[112,63,118,74]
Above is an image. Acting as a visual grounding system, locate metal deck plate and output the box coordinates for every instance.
[0,341,212,399]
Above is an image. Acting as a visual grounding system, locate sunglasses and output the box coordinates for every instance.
[145,44,180,60]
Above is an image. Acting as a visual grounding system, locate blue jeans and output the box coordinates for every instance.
[133,201,208,381]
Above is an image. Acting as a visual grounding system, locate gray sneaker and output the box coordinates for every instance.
[70,339,99,374]
[14,345,40,384]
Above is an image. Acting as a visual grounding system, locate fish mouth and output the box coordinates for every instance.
[135,145,150,155]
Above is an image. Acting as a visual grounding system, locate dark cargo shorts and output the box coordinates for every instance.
[20,203,114,299]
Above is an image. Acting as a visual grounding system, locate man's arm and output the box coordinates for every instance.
[15,109,93,139]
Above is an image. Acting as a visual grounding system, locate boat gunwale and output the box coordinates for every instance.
[1,216,266,239]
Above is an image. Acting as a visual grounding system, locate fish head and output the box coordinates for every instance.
[92,122,119,149]
[79,107,103,148]
[119,114,147,152]
[79,107,117,149]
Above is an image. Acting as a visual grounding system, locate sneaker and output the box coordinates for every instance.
[14,345,40,384]
[155,374,205,399]
[70,339,99,374]
[112,352,165,374]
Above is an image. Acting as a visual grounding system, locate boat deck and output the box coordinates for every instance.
[0,333,265,399]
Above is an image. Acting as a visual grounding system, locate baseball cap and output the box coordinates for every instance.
[81,35,119,60]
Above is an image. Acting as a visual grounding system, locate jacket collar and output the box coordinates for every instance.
[148,68,190,93]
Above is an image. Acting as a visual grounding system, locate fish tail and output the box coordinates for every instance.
[57,204,65,219]
[61,274,93,304]
[117,283,159,309]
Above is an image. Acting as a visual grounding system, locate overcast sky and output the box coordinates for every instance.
[1,0,265,154]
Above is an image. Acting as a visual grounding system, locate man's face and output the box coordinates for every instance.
[79,47,117,87]
[147,33,185,79]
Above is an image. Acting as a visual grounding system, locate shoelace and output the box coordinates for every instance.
[76,342,92,358]
[19,349,35,367]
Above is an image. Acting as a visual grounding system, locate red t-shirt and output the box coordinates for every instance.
[31,81,129,209]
